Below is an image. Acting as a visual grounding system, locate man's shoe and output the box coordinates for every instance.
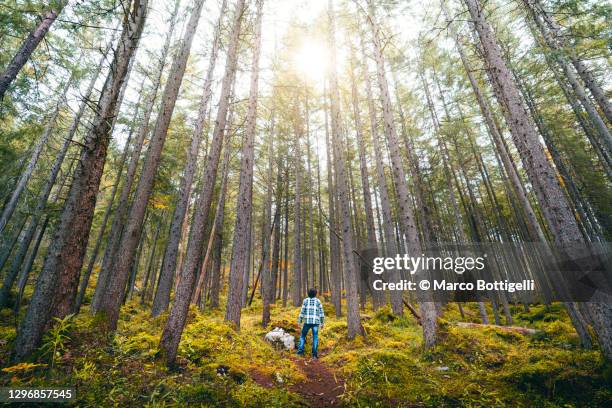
[296,352,304,356]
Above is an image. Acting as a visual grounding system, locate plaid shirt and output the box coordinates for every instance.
[298,297,325,325]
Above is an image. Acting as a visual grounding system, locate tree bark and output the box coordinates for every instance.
[0,44,113,309]
[329,0,363,339]
[282,172,290,308]
[366,0,437,347]
[291,97,304,306]
[323,85,342,316]
[464,0,612,359]
[225,0,264,328]
[159,0,246,366]
[141,215,164,304]
[75,79,144,313]
[360,38,402,315]
[521,0,612,158]
[262,109,277,326]
[96,0,204,330]
[152,0,227,317]
[265,159,283,323]
[0,0,67,101]
[305,98,317,291]
[349,47,383,310]
[11,0,148,362]
[0,74,73,235]
[90,1,179,314]
[524,0,612,124]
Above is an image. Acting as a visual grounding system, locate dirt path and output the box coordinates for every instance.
[289,356,345,407]
[248,354,345,407]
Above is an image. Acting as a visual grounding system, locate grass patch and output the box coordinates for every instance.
[0,298,608,406]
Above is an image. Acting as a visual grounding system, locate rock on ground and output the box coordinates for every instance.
[265,327,295,350]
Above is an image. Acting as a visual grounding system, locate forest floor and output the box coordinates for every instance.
[288,355,344,406]
[0,294,611,407]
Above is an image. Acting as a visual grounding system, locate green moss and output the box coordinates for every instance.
[0,298,608,407]
[179,382,237,406]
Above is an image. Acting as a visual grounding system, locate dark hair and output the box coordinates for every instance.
[307,288,317,298]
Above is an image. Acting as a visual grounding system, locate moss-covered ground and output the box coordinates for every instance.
[0,297,610,407]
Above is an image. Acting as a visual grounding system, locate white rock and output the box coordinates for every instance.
[265,327,295,351]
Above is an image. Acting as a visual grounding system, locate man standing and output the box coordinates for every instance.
[297,288,325,359]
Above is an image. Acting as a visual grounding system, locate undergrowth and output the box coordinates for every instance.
[0,297,609,407]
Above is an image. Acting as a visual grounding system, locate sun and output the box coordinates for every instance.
[293,40,329,83]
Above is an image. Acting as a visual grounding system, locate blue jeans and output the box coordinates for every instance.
[297,323,319,357]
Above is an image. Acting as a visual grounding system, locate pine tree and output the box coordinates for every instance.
[11,0,148,361]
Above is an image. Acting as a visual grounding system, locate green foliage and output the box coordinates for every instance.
[41,314,74,370]
[0,0,609,405]
[324,302,610,407]
[0,298,609,407]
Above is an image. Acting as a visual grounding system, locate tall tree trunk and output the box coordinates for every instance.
[282,171,290,308]
[97,0,204,330]
[159,0,246,365]
[0,74,74,235]
[521,0,611,157]
[329,0,363,339]
[262,108,277,326]
[11,0,148,362]
[305,97,317,292]
[361,37,401,314]
[343,125,367,310]
[225,0,263,328]
[463,0,612,360]
[141,215,163,304]
[0,45,113,308]
[75,81,144,313]
[241,226,252,307]
[0,0,67,101]
[200,124,233,309]
[349,47,382,310]
[366,0,437,347]
[152,0,227,317]
[524,0,612,123]
[291,100,304,307]
[127,211,149,300]
[266,160,283,321]
[323,86,342,316]
[315,144,327,296]
[90,2,178,313]
[204,88,237,308]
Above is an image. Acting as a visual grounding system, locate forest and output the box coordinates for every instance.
[0,0,610,406]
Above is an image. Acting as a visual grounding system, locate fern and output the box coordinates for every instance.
[40,313,74,370]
